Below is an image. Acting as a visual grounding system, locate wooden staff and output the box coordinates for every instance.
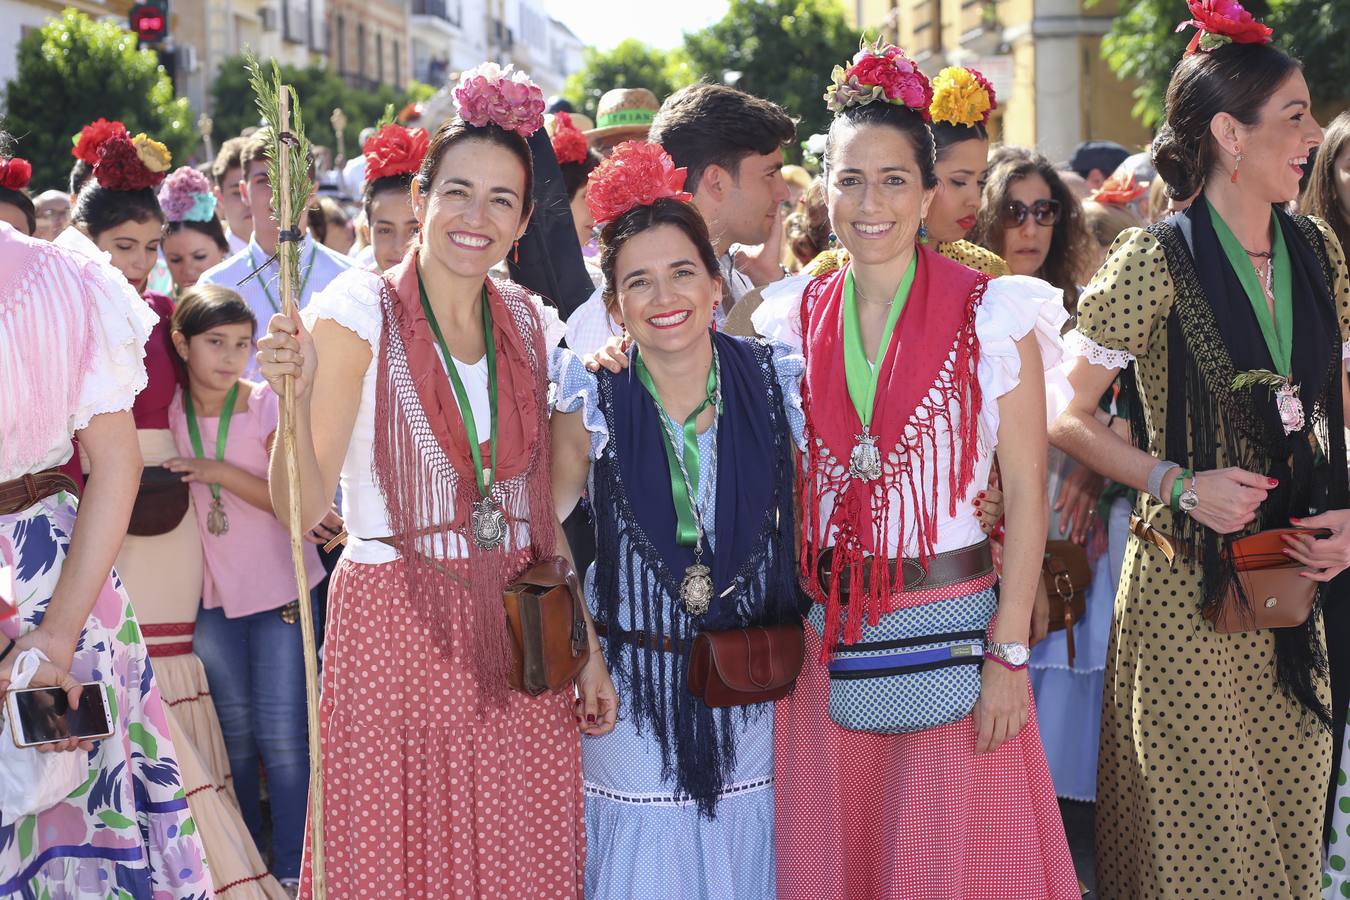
[277,88,327,898]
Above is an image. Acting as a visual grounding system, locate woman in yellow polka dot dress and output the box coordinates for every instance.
[1050,5,1350,897]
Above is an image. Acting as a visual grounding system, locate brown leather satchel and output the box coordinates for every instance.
[126,466,191,537]
[1204,528,1327,633]
[502,556,591,696]
[1041,540,1092,666]
[687,623,805,708]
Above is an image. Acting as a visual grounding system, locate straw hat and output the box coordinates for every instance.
[583,88,661,142]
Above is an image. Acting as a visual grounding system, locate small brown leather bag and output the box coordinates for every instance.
[1204,528,1326,633]
[126,466,191,537]
[687,623,805,708]
[502,556,591,696]
[1041,540,1092,666]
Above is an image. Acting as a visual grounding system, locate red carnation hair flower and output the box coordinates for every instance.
[362,124,430,183]
[551,112,589,166]
[586,141,693,226]
[0,157,32,191]
[1177,0,1273,54]
[93,135,164,191]
[73,118,130,166]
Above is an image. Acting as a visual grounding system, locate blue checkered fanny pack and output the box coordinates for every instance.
[810,585,997,734]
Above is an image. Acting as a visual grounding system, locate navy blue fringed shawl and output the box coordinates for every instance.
[591,332,801,816]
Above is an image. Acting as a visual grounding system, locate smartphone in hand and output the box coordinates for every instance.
[7,683,113,748]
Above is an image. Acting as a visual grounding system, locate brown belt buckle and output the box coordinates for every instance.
[279,600,300,624]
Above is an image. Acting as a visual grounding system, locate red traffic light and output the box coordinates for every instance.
[130,3,167,44]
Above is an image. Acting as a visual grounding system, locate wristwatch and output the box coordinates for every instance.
[983,640,1030,670]
[1179,471,1199,513]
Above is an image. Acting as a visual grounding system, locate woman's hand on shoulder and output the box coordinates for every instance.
[1283,510,1350,582]
[574,651,618,737]
[257,311,316,400]
[584,335,630,374]
[1188,467,1273,534]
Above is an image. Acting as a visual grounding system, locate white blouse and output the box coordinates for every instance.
[752,274,1073,558]
[302,268,564,564]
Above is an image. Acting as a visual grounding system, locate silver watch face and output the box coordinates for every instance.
[988,641,1030,666]
[1179,489,1199,512]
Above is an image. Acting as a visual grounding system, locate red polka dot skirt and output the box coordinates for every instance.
[774,579,1080,900]
[300,558,585,899]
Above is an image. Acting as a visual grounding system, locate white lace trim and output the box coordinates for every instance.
[1342,341,1350,364]
[583,775,774,807]
[1064,329,1135,370]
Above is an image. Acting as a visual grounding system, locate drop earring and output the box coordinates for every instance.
[1231,148,1243,184]
[917,220,929,244]
[828,230,837,247]
[512,239,520,263]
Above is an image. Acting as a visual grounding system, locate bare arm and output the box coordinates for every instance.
[163,456,275,513]
[550,408,593,522]
[552,517,615,736]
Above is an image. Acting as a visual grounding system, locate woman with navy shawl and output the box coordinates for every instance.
[550,141,804,900]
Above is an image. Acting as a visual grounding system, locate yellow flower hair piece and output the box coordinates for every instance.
[928,67,997,128]
[131,133,172,174]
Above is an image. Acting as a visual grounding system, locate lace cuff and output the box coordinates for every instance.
[1064,330,1135,370]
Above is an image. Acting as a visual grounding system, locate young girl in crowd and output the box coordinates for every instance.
[360,123,427,273]
[160,166,231,292]
[167,284,326,894]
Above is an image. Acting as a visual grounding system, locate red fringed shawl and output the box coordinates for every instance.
[372,257,557,704]
[798,246,989,653]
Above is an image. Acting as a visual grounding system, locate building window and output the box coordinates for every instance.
[336,15,346,73]
[357,23,367,78]
[393,41,401,86]
[376,32,384,84]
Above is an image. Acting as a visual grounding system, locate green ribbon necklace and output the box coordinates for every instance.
[841,254,917,481]
[248,242,318,314]
[1210,206,1293,376]
[184,381,240,537]
[417,268,506,550]
[632,334,722,615]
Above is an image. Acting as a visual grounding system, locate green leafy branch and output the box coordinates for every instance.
[1231,369,1289,392]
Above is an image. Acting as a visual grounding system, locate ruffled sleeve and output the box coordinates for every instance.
[549,347,608,459]
[1073,227,1172,367]
[302,267,383,349]
[70,254,159,433]
[750,281,805,352]
[976,275,1072,445]
[528,294,567,349]
[767,338,806,450]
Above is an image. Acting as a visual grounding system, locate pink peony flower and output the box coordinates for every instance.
[453,63,546,137]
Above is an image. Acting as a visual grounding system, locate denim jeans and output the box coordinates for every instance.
[194,593,316,880]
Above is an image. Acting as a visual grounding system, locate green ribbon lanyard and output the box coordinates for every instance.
[1210,206,1293,376]
[633,336,721,547]
[184,381,240,506]
[249,242,318,314]
[842,254,918,426]
[418,270,498,498]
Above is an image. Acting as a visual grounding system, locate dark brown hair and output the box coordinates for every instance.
[171,283,257,341]
[598,198,723,309]
[240,128,317,181]
[785,177,829,265]
[363,172,416,220]
[1152,42,1301,200]
[211,136,249,187]
[560,150,602,201]
[931,120,989,162]
[1302,110,1350,261]
[416,119,535,217]
[73,183,163,238]
[972,146,1090,309]
[825,102,939,190]
[650,83,796,193]
[165,217,229,253]
[0,186,35,234]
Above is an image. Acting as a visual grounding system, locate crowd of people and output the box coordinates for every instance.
[3,0,1350,897]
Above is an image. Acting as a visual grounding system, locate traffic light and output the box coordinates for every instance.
[130,1,168,47]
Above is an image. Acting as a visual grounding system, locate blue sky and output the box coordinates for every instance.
[546,0,728,50]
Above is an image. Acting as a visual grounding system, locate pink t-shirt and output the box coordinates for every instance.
[168,381,324,617]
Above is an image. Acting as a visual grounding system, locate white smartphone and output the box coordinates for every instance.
[7,683,113,748]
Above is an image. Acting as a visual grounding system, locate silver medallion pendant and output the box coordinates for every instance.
[470,496,507,551]
[848,429,883,481]
[206,496,230,536]
[680,564,714,616]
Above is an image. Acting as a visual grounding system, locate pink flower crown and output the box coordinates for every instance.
[825,37,933,119]
[158,166,218,223]
[1176,0,1273,54]
[454,62,546,137]
[586,141,692,226]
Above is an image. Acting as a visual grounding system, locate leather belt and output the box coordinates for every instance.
[816,539,994,601]
[0,469,80,517]
[1128,515,1178,565]
[593,622,688,655]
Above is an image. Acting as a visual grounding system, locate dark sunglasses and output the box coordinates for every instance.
[1002,199,1062,227]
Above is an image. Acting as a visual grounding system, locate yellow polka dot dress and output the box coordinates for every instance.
[1076,220,1350,900]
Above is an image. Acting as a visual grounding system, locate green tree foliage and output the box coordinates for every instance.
[2,10,193,191]
[211,55,432,159]
[682,0,862,161]
[562,39,694,117]
[1100,0,1349,131]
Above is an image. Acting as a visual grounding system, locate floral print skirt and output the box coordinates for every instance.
[0,492,211,898]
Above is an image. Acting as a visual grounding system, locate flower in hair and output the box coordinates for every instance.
[929,67,997,127]
[363,124,430,182]
[551,112,589,166]
[453,62,546,137]
[72,118,129,165]
[132,134,172,174]
[93,134,166,191]
[0,157,32,191]
[159,166,217,222]
[1089,171,1148,207]
[586,141,692,226]
[825,37,932,118]
[1176,0,1272,54]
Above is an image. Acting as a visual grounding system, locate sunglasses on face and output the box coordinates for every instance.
[1002,199,1061,227]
